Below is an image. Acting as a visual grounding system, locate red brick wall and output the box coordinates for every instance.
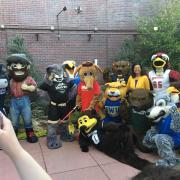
[0,0,158,73]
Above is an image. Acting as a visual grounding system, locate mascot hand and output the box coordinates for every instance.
[21,84,36,92]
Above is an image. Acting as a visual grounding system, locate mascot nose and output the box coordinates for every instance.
[145,112,150,116]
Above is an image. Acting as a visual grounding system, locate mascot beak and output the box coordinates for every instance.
[152,57,166,68]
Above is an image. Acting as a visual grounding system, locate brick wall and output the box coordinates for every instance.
[0,0,160,73]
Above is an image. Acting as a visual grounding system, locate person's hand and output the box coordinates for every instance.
[0,112,22,155]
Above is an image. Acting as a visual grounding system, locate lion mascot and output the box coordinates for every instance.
[6,54,38,143]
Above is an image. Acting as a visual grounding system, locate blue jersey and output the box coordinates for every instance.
[156,114,180,147]
[103,99,122,123]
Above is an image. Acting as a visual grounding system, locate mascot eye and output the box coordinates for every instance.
[89,72,93,76]
[84,73,87,76]
[156,99,166,106]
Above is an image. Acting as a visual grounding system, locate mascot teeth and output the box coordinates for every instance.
[15,71,25,75]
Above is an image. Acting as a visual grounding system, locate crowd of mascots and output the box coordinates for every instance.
[0,52,180,176]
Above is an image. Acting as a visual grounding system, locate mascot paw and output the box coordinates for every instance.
[47,135,62,149]
[81,146,89,152]
[21,83,29,90]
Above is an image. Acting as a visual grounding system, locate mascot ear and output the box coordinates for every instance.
[94,64,103,73]
[74,65,82,75]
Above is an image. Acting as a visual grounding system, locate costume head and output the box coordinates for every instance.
[105,81,127,101]
[6,53,31,82]
[128,89,154,111]
[167,87,180,105]
[112,60,130,80]
[78,114,97,133]
[62,60,76,79]
[74,61,102,90]
[45,64,65,86]
[0,64,8,89]
[151,52,169,75]
[146,94,174,123]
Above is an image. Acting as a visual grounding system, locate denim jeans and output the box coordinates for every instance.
[10,96,33,129]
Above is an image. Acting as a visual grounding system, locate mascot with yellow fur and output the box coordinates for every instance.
[99,82,128,127]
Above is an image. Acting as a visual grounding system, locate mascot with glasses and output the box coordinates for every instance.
[149,52,180,95]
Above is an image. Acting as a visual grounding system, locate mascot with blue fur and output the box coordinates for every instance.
[149,52,180,95]
[77,111,151,170]
[39,64,75,149]
[0,64,8,115]
[143,94,180,167]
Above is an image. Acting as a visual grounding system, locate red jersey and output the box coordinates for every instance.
[10,76,37,98]
[78,80,101,111]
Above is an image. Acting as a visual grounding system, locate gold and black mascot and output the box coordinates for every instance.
[77,111,151,170]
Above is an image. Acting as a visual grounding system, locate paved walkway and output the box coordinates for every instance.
[0,137,159,180]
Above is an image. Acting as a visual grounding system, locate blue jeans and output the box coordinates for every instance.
[10,96,33,129]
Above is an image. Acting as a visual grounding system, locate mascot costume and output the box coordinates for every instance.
[143,94,180,167]
[128,89,154,152]
[103,60,130,83]
[98,81,128,127]
[77,111,151,170]
[6,54,38,143]
[149,52,180,95]
[39,64,75,149]
[0,64,8,115]
[75,61,102,113]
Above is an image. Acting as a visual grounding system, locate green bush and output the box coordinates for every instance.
[118,0,180,71]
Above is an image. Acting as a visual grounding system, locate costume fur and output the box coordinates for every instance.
[6,54,38,143]
[39,64,75,149]
[148,52,180,95]
[77,111,151,170]
[128,89,154,152]
[98,81,128,126]
[0,64,8,115]
[103,60,130,83]
[143,94,180,167]
[132,165,180,180]
[75,61,102,112]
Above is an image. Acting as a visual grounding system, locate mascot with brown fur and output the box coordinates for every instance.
[6,54,38,143]
[128,89,154,152]
[77,111,151,170]
[103,60,130,83]
[75,61,102,113]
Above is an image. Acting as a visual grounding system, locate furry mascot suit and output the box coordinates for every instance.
[39,64,75,149]
[77,111,151,170]
[0,64,8,115]
[98,81,128,127]
[149,52,180,95]
[133,166,180,180]
[75,61,102,113]
[103,60,130,83]
[6,54,38,143]
[143,94,180,167]
[128,89,154,152]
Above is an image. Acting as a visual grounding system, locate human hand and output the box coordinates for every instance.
[0,112,22,156]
